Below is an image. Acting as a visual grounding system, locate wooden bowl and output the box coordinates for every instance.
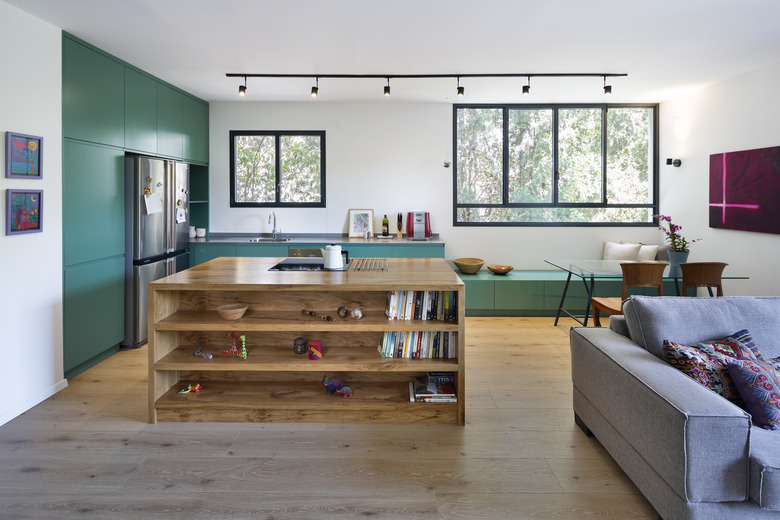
[217,303,248,320]
[487,264,513,275]
[453,258,484,274]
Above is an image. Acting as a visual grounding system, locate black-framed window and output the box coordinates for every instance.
[230,130,325,207]
[453,104,658,225]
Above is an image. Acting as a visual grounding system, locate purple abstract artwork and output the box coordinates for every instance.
[709,146,780,235]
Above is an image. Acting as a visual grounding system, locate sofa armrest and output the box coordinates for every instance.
[570,326,751,503]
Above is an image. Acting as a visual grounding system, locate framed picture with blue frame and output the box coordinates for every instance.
[5,131,43,179]
[6,189,43,235]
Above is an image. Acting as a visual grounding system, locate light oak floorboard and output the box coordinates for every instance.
[0,317,657,519]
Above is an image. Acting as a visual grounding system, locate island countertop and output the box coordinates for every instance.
[150,256,464,291]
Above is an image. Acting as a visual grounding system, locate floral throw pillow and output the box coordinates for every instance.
[726,359,780,430]
[663,334,759,404]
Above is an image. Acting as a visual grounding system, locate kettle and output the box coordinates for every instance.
[321,244,349,270]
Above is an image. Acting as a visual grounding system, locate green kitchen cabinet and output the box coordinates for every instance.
[494,280,546,310]
[183,95,209,164]
[63,256,124,379]
[462,276,495,310]
[392,244,445,258]
[62,36,124,146]
[63,140,125,266]
[235,244,288,257]
[124,68,158,154]
[157,83,183,158]
[190,244,237,266]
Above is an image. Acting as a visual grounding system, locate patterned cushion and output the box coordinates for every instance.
[727,359,780,430]
[663,333,759,404]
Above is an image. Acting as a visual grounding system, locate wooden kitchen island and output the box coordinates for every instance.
[148,257,465,425]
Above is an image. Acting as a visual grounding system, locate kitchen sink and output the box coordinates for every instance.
[247,237,291,242]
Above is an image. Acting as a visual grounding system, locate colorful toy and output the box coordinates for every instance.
[308,340,323,360]
[322,375,343,394]
[178,383,201,394]
[238,334,247,361]
[224,332,239,355]
[336,386,353,398]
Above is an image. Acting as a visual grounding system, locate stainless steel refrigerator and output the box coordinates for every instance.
[123,154,190,348]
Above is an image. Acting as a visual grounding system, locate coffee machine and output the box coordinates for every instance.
[406,211,431,240]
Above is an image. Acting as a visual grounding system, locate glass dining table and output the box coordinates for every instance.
[545,259,747,326]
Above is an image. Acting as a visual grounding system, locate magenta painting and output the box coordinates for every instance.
[709,145,780,235]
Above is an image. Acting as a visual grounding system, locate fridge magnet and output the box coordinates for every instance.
[6,189,42,235]
[5,132,42,179]
[348,208,373,238]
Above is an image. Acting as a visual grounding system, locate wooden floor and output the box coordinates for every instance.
[0,317,657,519]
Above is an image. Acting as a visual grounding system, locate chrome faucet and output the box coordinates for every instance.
[268,211,279,239]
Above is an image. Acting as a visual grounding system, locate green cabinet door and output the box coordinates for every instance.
[494,280,545,310]
[124,68,157,153]
[63,141,125,266]
[62,36,124,146]
[190,244,237,266]
[392,244,445,258]
[63,256,124,378]
[462,277,495,310]
[183,95,209,164]
[235,244,288,257]
[157,83,183,158]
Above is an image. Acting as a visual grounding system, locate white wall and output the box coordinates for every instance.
[660,63,780,296]
[209,66,780,297]
[210,101,661,264]
[0,2,66,425]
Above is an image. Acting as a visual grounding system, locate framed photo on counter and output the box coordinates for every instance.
[348,208,373,238]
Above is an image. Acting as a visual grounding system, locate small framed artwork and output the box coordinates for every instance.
[348,208,374,238]
[6,132,43,179]
[6,189,43,235]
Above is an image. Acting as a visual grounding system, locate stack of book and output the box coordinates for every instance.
[377,330,457,359]
[385,290,457,321]
[409,373,457,403]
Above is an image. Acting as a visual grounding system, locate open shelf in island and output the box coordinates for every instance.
[148,257,465,425]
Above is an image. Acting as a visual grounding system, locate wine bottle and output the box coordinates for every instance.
[382,214,389,236]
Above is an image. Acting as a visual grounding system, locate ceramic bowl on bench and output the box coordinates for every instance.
[487,264,513,275]
[453,258,484,274]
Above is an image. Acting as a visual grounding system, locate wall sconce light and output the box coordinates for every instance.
[666,158,682,167]
[238,76,247,96]
[603,76,612,95]
[522,75,530,95]
[311,77,319,97]
[457,77,464,97]
[384,77,391,96]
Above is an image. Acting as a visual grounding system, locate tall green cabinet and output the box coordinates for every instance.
[62,33,209,379]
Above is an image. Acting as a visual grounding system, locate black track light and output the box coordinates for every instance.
[522,76,530,95]
[603,76,612,95]
[457,77,464,97]
[384,77,391,96]
[311,77,319,97]
[238,76,247,96]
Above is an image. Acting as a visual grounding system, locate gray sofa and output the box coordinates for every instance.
[570,296,780,520]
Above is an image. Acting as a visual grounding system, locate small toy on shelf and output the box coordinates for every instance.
[322,375,343,394]
[350,307,363,320]
[336,386,353,398]
[178,383,201,394]
[224,332,239,355]
[337,306,348,318]
[293,337,308,354]
[238,334,247,361]
[308,340,323,360]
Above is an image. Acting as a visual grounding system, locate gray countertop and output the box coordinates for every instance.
[190,233,444,245]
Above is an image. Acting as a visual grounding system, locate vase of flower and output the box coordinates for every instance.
[667,250,689,269]
[654,214,700,270]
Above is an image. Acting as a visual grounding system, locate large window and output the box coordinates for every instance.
[454,104,657,225]
[230,130,325,207]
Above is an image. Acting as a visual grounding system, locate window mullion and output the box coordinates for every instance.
[602,106,608,204]
[552,108,559,205]
[275,133,282,203]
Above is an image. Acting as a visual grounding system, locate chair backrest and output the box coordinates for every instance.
[619,262,666,300]
[680,262,728,296]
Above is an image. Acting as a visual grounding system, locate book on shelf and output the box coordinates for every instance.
[385,290,457,321]
[377,331,457,359]
[408,376,458,403]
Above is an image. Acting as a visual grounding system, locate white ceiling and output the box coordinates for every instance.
[7,0,780,104]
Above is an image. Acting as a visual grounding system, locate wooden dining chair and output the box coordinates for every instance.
[591,262,666,326]
[680,262,728,296]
